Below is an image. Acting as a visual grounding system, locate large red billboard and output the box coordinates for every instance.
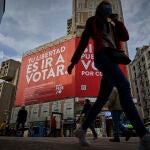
[15,38,76,106]
[15,37,127,106]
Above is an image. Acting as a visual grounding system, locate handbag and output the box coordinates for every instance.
[108,48,131,65]
[102,33,131,65]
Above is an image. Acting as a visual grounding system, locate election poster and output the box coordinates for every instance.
[15,38,127,106]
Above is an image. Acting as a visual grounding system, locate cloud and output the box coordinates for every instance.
[121,0,150,59]
[0,0,72,55]
[0,33,17,49]
[0,32,44,53]
[0,51,4,60]
[0,49,20,63]
[7,55,22,62]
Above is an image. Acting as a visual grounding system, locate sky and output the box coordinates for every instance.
[0,0,150,66]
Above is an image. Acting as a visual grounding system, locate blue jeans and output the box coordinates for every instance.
[82,50,147,137]
[111,110,126,138]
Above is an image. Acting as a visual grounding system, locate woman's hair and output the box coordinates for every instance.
[95,0,112,32]
[95,0,112,16]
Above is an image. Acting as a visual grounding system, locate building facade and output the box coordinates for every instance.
[129,45,150,123]
[0,59,20,123]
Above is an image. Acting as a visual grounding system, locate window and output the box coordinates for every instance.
[146,80,149,86]
[138,62,141,66]
[80,13,83,23]
[78,3,82,9]
[134,72,136,77]
[147,51,150,56]
[77,0,85,9]
[77,13,80,22]
[89,2,93,9]
[144,72,147,78]
[112,4,116,10]
[142,56,145,62]
[88,11,93,17]
[147,51,150,59]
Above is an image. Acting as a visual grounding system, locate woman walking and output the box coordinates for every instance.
[67,1,149,149]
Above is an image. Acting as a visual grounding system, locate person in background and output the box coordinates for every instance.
[80,99,97,140]
[5,121,10,136]
[44,117,49,136]
[16,106,28,132]
[0,120,7,136]
[67,0,149,148]
[105,87,131,142]
[50,116,56,137]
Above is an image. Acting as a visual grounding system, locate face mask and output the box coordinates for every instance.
[102,5,112,16]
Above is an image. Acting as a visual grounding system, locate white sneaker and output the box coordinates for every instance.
[139,134,150,150]
[74,128,91,146]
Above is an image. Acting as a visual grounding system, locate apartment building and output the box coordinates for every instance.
[0,59,20,123]
[129,45,150,123]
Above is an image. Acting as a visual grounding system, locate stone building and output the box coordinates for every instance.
[129,45,150,123]
[0,59,20,123]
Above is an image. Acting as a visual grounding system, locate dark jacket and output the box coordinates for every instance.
[17,109,28,123]
[51,118,56,128]
[71,16,129,65]
[81,103,92,117]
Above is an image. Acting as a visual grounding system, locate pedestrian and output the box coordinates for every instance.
[80,99,97,140]
[50,116,56,137]
[5,121,10,136]
[105,87,131,142]
[44,117,49,136]
[0,120,7,136]
[44,117,48,129]
[67,1,149,148]
[16,106,28,134]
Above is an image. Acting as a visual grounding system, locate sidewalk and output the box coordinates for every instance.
[0,136,139,150]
